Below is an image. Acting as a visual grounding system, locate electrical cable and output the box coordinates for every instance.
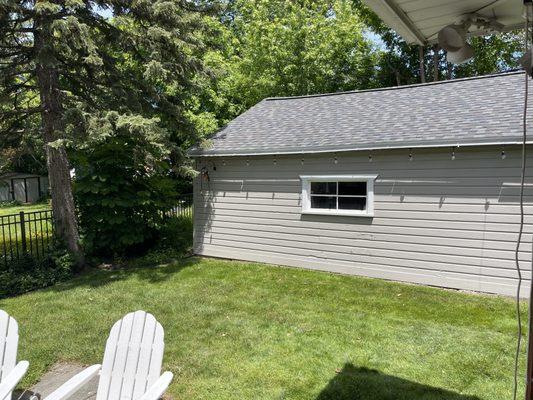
[513,5,531,399]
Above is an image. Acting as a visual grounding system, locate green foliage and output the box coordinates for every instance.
[131,214,194,267]
[0,247,74,298]
[158,214,193,250]
[73,112,179,257]
[453,32,523,78]
[231,0,377,102]
[0,200,22,208]
[1,0,212,243]
[191,0,379,129]
[0,132,47,176]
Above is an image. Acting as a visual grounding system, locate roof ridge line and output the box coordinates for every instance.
[264,70,523,101]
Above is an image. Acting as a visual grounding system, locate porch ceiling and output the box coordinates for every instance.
[362,0,525,45]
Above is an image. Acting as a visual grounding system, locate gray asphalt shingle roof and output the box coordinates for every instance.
[189,71,531,157]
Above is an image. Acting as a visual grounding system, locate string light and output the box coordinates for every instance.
[246,159,250,166]
[501,150,506,160]
[451,148,456,160]
[222,159,226,166]
[408,149,413,162]
[273,157,277,165]
[368,154,373,162]
[301,158,304,165]
[334,153,338,164]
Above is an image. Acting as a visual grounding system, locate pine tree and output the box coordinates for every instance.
[0,0,208,262]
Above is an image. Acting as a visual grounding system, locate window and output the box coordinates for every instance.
[300,175,377,217]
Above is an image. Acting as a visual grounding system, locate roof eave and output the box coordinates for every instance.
[189,139,532,158]
[363,0,427,45]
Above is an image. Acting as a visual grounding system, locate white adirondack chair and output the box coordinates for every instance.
[0,310,29,400]
[44,311,173,400]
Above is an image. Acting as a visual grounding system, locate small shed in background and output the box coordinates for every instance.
[0,173,49,204]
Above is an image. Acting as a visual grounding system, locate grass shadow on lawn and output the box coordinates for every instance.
[316,364,480,400]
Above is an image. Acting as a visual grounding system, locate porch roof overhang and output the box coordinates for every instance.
[362,0,525,45]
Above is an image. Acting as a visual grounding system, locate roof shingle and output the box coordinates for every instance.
[189,71,531,157]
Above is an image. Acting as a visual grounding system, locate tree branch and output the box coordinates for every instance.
[1,106,42,117]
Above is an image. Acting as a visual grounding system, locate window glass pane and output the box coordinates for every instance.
[339,181,367,196]
[311,196,337,209]
[311,182,337,195]
[338,197,366,210]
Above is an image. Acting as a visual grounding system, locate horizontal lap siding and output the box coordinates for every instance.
[193,146,533,296]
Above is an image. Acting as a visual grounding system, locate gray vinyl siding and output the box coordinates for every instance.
[193,146,533,297]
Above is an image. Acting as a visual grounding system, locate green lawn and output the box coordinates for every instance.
[0,257,526,400]
[0,202,51,216]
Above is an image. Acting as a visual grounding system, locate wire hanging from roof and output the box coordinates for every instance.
[513,4,532,399]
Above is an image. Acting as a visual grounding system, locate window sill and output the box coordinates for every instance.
[301,209,374,217]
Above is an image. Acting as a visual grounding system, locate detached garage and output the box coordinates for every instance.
[190,71,533,296]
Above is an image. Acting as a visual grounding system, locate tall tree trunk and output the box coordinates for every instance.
[447,61,453,80]
[34,14,83,265]
[418,45,426,83]
[393,69,401,86]
[433,44,440,82]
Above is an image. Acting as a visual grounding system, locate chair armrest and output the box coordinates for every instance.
[43,364,101,400]
[138,371,173,400]
[0,360,29,400]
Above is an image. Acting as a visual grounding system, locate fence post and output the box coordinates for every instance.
[19,211,27,253]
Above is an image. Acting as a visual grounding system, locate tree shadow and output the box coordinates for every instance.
[45,255,202,293]
[316,364,481,400]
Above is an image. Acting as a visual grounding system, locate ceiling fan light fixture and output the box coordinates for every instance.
[446,43,475,64]
[438,24,468,52]
[438,18,475,65]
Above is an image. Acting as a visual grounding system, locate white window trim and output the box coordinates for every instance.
[300,175,377,217]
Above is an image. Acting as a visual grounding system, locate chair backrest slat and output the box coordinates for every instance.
[146,325,164,387]
[0,310,20,400]
[96,311,165,400]
[131,314,160,400]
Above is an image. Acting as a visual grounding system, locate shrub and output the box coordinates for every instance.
[129,214,194,267]
[0,200,21,208]
[0,246,75,298]
[72,113,180,257]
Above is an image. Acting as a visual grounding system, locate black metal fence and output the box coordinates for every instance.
[1,195,193,267]
[0,210,54,268]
